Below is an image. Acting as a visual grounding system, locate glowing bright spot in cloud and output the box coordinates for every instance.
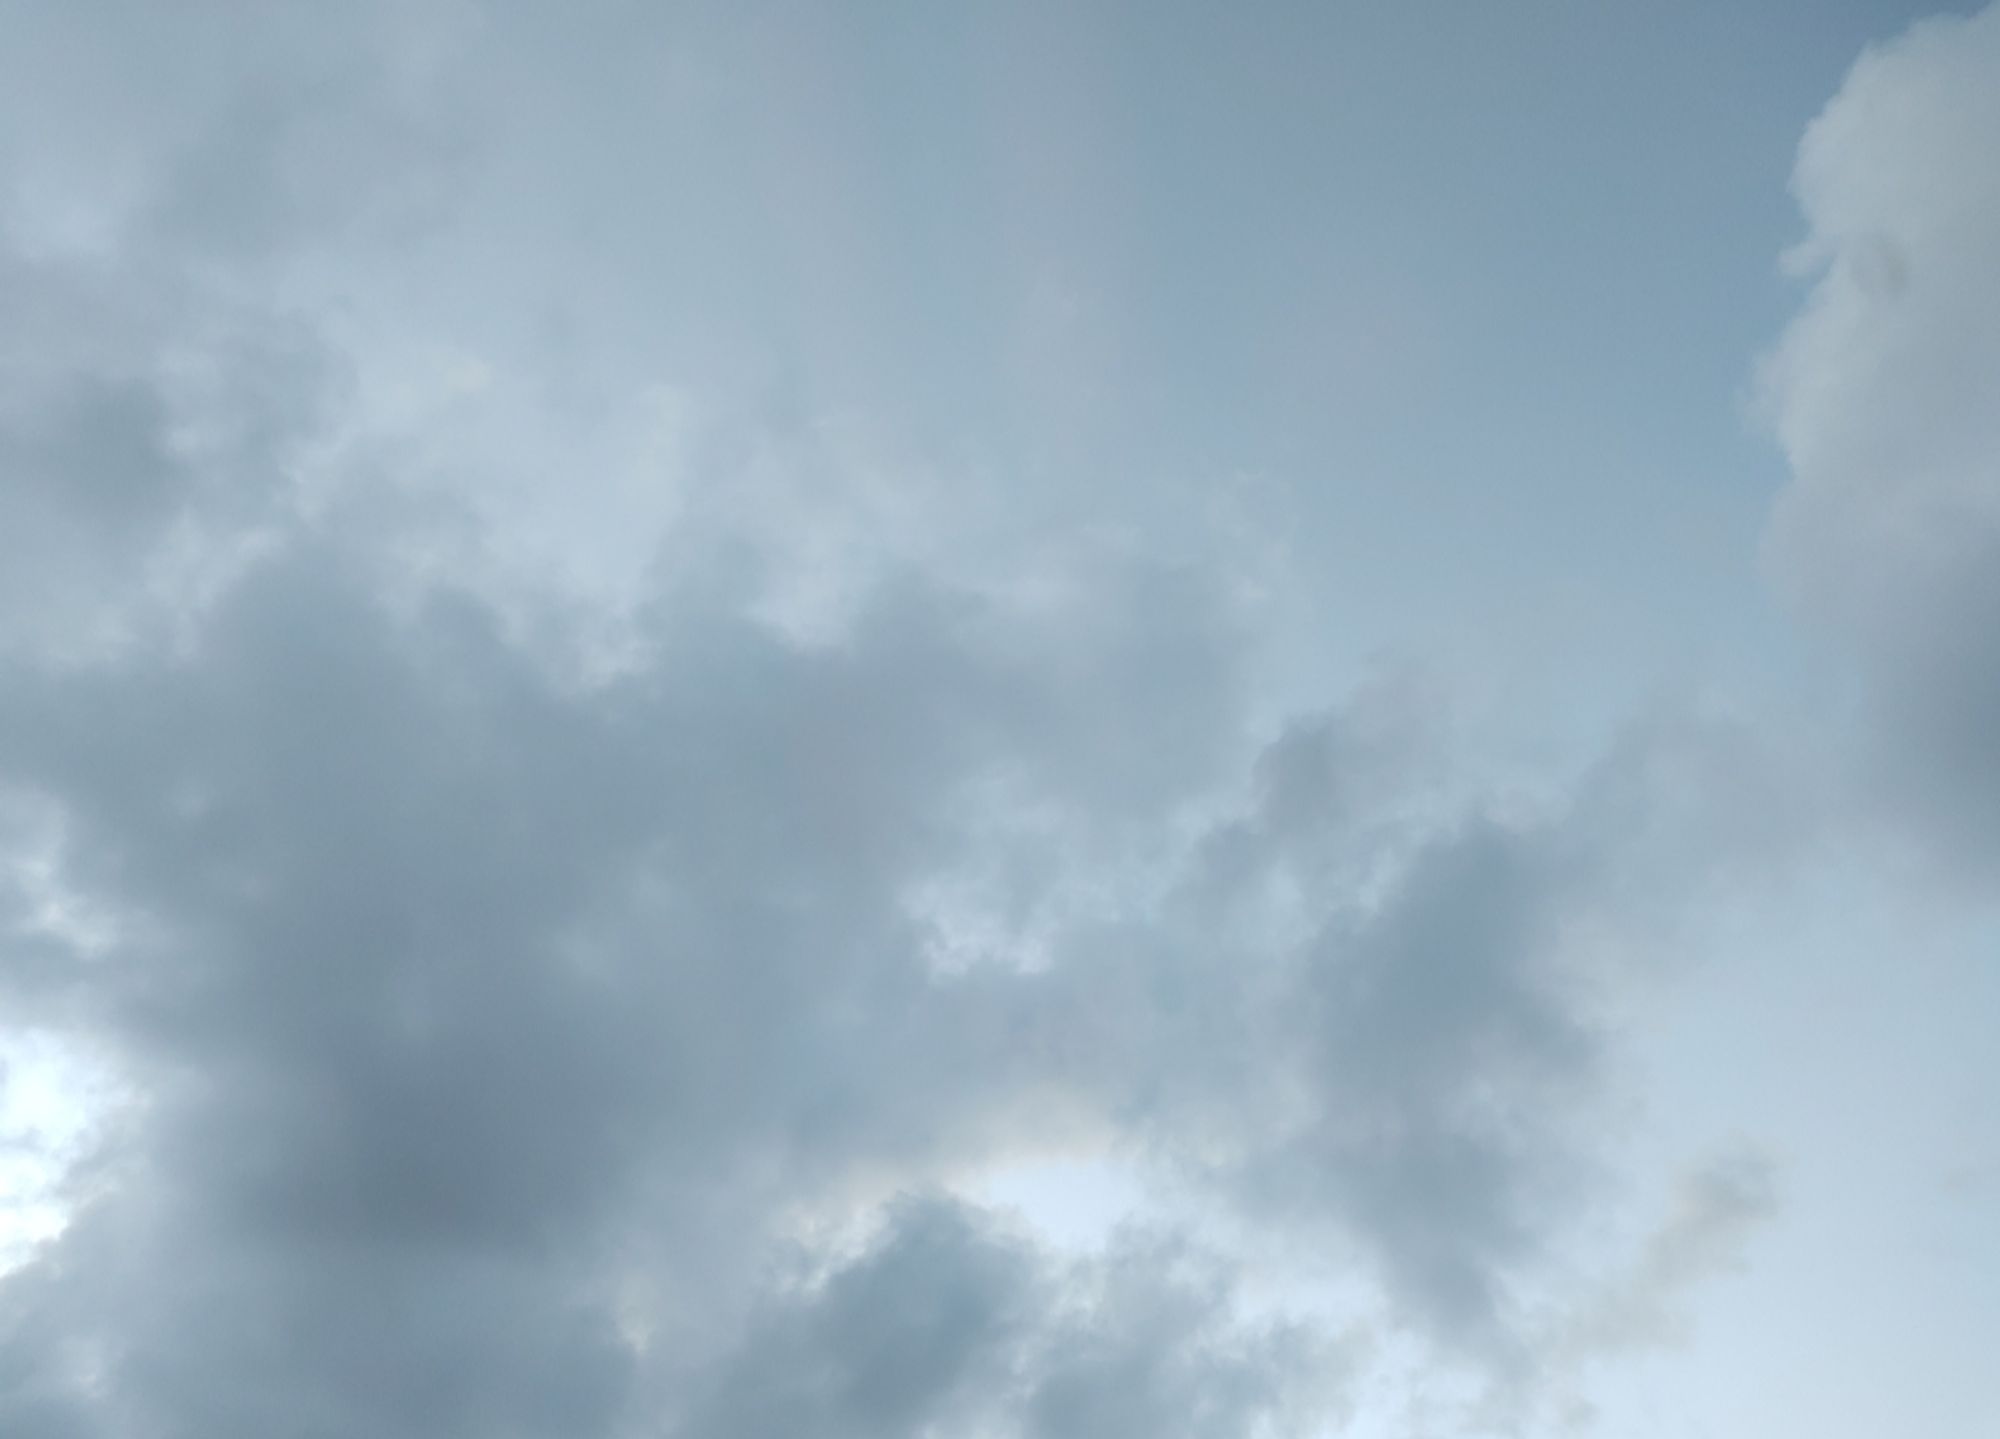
[0,1031,116,1273]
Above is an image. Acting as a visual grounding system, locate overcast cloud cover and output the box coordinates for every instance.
[1,3,1997,1437]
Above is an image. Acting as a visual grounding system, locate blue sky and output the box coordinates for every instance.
[2,3,1997,1436]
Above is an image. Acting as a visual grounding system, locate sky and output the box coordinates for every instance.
[1,2,1997,1436]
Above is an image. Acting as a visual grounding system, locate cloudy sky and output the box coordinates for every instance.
[1,2,1997,1435]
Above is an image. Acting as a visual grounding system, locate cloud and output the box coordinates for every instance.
[0,487,1275,1436]
[1566,1148,1779,1358]
[0,463,1777,1433]
[0,6,1799,1435]
[0,243,330,657]
[686,1195,1349,1439]
[1761,2,2000,871]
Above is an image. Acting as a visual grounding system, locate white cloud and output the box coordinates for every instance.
[1761,3,2000,866]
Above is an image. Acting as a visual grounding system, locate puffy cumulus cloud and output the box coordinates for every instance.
[1761,3,2000,869]
[0,5,1788,1436]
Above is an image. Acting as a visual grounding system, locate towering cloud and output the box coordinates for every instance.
[1762,3,2000,869]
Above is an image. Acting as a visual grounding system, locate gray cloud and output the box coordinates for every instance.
[0,458,1776,1434]
[0,497,1270,1436]
[686,1196,1347,1439]
[0,6,1801,1436]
